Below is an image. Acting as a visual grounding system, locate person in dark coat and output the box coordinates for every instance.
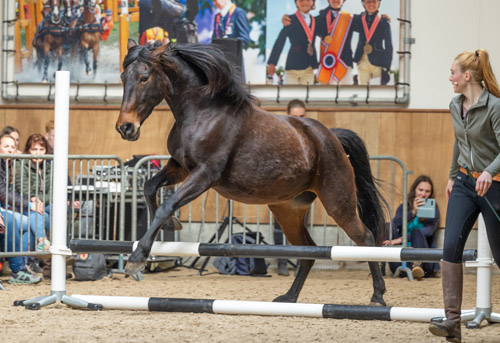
[352,0,393,85]
[211,0,250,47]
[383,175,440,280]
[267,0,318,85]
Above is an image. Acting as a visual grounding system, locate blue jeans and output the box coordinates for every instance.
[22,210,49,252]
[0,210,25,273]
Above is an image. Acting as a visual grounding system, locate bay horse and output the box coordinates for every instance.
[35,0,66,82]
[80,0,101,76]
[116,41,387,305]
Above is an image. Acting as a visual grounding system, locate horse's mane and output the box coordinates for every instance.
[123,43,256,112]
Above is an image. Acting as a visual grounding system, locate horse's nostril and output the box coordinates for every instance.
[119,122,135,136]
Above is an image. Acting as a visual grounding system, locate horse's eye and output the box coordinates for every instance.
[140,76,149,83]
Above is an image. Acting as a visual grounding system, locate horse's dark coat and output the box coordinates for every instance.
[116,41,387,305]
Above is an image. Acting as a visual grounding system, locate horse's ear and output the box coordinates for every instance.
[127,39,137,51]
[152,43,169,57]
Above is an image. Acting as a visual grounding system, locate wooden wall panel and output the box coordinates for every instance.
[0,106,453,227]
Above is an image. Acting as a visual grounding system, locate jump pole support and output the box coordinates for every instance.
[13,71,101,311]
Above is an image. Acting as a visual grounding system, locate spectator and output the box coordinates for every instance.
[383,175,440,280]
[1,126,22,154]
[44,120,55,154]
[0,133,44,283]
[100,9,114,42]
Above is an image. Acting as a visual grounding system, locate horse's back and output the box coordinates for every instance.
[214,108,347,204]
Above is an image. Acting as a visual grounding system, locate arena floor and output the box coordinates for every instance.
[1,266,499,343]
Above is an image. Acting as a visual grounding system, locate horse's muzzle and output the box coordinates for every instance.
[116,122,140,141]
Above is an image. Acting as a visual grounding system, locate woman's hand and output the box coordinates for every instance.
[411,197,425,216]
[282,14,291,26]
[446,179,455,199]
[30,197,44,215]
[383,237,402,246]
[476,171,492,197]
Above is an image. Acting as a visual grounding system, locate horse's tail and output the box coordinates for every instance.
[331,128,387,245]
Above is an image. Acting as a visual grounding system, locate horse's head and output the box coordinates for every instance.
[84,0,98,11]
[63,0,72,18]
[116,40,169,141]
[51,0,61,24]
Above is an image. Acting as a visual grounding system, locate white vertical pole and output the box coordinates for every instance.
[51,71,70,297]
[475,214,492,310]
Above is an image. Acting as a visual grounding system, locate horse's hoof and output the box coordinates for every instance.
[162,217,183,231]
[369,299,386,307]
[124,261,146,275]
[42,79,48,84]
[87,71,92,76]
[272,294,297,303]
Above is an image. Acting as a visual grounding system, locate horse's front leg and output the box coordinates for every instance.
[83,47,91,75]
[125,166,217,275]
[143,159,187,233]
[92,45,99,77]
[42,54,50,82]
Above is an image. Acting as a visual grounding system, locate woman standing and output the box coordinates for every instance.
[429,49,500,343]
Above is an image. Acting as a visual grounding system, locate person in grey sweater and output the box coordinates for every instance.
[429,49,500,343]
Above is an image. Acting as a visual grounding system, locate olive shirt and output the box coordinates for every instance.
[449,88,500,179]
[14,162,52,206]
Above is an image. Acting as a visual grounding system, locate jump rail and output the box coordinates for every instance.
[66,295,485,324]
[69,239,477,262]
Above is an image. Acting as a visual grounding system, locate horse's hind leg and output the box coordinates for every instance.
[317,180,386,306]
[143,158,187,233]
[269,191,316,303]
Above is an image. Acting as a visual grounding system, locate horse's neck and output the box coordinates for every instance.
[82,10,96,24]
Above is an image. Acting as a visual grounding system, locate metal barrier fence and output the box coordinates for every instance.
[129,155,410,270]
[1,153,410,271]
[0,154,125,259]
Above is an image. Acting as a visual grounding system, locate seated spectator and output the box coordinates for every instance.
[383,175,440,279]
[44,120,55,154]
[0,133,42,284]
[15,134,53,235]
[1,126,22,154]
[15,133,74,280]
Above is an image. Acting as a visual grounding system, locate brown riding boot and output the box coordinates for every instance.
[429,260,463,343]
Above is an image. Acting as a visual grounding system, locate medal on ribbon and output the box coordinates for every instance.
[215,4,237,38]
[361,13,381,55]
[307,44,314,56]
[296,11,315,57]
